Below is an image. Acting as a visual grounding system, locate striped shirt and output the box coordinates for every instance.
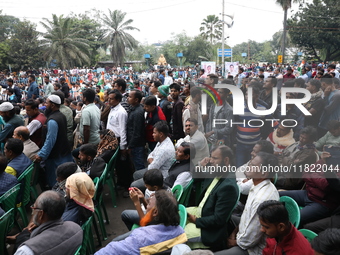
[237,179,279,255]
[236,102,276,145]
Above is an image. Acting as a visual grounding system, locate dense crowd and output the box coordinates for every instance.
[0,62,339,255]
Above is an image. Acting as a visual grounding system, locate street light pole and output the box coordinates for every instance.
[221,0,225,78]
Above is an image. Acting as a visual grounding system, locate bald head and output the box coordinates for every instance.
[34,191,66,223]
[13,126,30,141]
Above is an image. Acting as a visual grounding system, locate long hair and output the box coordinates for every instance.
[154,190,179,226]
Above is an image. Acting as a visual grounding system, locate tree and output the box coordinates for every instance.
[199,15,222,44]
[40,14,91,69]
[275,0,300,64]
[162,32,191,66]
[184,36,213,64]
[70,13,106,66]
[101,9,139,66]
[0,11,21,42]
[288,0,340,62]
[7,20,44,70]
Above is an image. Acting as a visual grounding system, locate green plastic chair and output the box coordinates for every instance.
[104,147,119,207]
[17,163,34,228]
[0,208,14,255]
[94,166,109,241]
[299,229,318,242]
[179,179,194,206]
[73,245,81,255]
[0,183,21,230]
[80,216,95,255]
[30,163,42,200]
[178,204,187,228]
[280,196,300,228]
[172,184,184,202]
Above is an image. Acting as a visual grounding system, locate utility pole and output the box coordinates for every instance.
[221,0,225,78]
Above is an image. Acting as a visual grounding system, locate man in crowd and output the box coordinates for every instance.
[216,152,279,255]
[13,126,40,161]
[283,67,295,83]
[318,74,340,137]
[258,200,314,255]
[60,77,70,99]
[164,141,194,189]
[112,78,129,113]
[4,138,31,177]
[182,87,203,133]
[157,84,172,132]
[27,74,39,100]
[184,118,209,166]
[170,83,185,141]
[127,89,145,170]
[7,78,22,103]
[259,76,278,108]
[14,191,82,255]
[44,76,54,98]
[53,91,74,147]
[144,95,166,151]
[78,144,106,179]
[266,123,295,156]
[80,88,100,145]
[0,154,18,196]
[0,102,24,143]
[131,121,175,190]
[315,120,340,153]
[311,229,340,255]
[185,145,239,251]
[95,190,187,255]
[25,99,46,148]
[33,95,73,188]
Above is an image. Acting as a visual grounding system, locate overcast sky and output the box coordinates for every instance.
[2,0,301,47]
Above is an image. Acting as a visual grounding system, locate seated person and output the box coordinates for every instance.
[95,190,187,255]
[78,143,106,179]
[258,200,314,255]
[14,191,82,255]
[311,228,340,255]
[215,152,280,255]
[277,126,318,190]
[52,162,80,197]
[266,122,295,156]
[13,126,40,161]
[185,146,239,251]
[4,138,32,177]
[131,121,175,191]
[279,148,340,227]
[122,169,169,231]
[96,129,119,163]
[236,140,274,195]
[315,120,340,153]
[0,154,18,196]
[62,172,94,226]
[164,141,194,189]
[0,102,24,144]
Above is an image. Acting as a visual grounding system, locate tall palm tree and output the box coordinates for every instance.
[101,9,139,66]
[199,15,222,44]
[276,0,300,64]
[40,14,91,69]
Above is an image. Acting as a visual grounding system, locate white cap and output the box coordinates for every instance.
[48,95,61,105]
[0,102,14,112]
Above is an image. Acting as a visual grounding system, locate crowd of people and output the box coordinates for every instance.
[0,61,339,255]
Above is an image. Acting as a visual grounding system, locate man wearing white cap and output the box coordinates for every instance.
[33,95,73,188]
[0,102,24,143]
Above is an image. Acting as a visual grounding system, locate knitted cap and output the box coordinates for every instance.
[158,85,170,97]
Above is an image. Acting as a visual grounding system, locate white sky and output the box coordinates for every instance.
[1,0,301,47]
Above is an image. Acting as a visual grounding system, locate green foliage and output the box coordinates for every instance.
[288,0,340,62]
[40,14,91,69]
[7,20,44,70]
[184,36,213,64]
[0,13,21,42]
[0,41,10,69]
[200,15,222,44]
[101,9,139,66]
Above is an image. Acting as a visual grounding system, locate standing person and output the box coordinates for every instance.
[157,85,172,132]
[80,89,100,145]
[25,99,47,148]
[144,95,166,151]
[158,69,165,84]
[33,95,73,188]
[44,76,54,98]
[27,74,39,100]
[60,77,70,99]
[170,83,185,142]
[127,89,145,170]
[112,78,129,113]
[96,86,105,102]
